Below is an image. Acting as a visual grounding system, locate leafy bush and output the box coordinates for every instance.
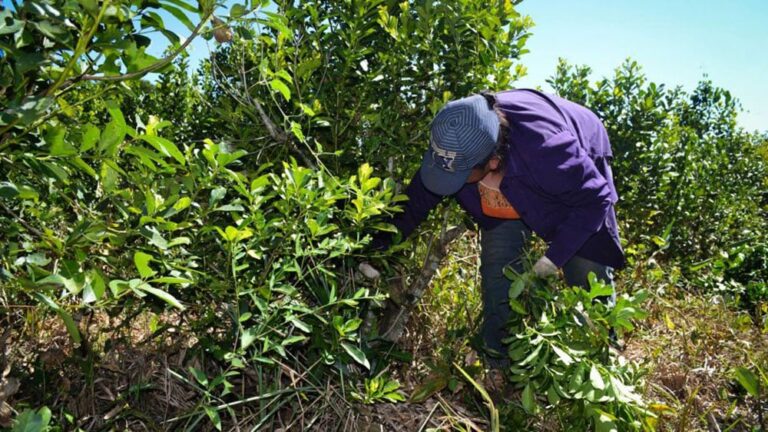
[1,105,407,427]
[4,0,765,428]
[501,270,656,430]
[192,0,533,175]
[0,0,537,427]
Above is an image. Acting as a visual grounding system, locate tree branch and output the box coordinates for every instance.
[379,223,467,343]
[0,201,45,239]
[209,44,316,168]
[63,12,212,86]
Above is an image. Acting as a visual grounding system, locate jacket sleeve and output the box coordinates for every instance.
[521,130,613,267]
[370,169,445,250]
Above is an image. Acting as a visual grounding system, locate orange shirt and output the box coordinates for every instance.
[478,171,521,219]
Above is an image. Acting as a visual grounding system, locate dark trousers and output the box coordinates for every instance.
[479,220,616,368]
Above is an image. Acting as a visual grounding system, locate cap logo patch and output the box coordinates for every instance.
[431,139,458,172]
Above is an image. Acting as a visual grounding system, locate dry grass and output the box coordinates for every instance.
[1,271,766,431]
[623,290,767,431]
[0,301,486,431]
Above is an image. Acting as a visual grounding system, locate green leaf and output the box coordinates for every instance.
[109,279,130,297]
[78,0,98,13]
[289,317,312,333]
[140,135,186,165]
[551,345,574,366]
[590,364,606,390]
[281,335,307,346]
[0,181,19,199]
[189,367,208,385]
[546,385,561,406]
[520,343,543,366]
[341,342,370,369]
[47,126,76,156]
[81,124,100,152]
[299,102,316,116]
[151,277,192,285]
[594,410,618,432]
[521,382,536,414]
[32,20,68,41]
[33,293,81,344]
[168,237,191,247]
[138,285,185,310]
[134,251,156,279]
[275,69,293,83]
[99,120,127,157]
[214,204,245,212]
[270,79,291,101]
[509,299,526,314]
[173,197,192,211]
[161,3,196,32]
[83,270,106,303]
[12,406,52,432]
[105,100,127,128]
[205,406,222,431]
[587,272,614,300]
[100,161,120,192]
[160,0,199,13]
[5,96,54,126]
[241,328,258,350]
[38,274,81,294]
[230,3,247,18]
[40,161,69,183]
[71,157,97,178]
[733,367,760,397]
[508,279,524,299]
[262,11,291,38]
[0,9,24,35]
[290,121,305,142]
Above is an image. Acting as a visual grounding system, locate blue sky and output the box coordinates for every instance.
[3,0,765,131]
[514,0,768,132]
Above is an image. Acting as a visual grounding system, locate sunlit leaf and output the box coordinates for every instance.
[270,79,291,101]
[341,342,369,369]
[733,366,760,397]
[138,284,185,310]
[134,251,156,279]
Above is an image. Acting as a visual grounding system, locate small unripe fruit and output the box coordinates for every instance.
[212,17,233,43]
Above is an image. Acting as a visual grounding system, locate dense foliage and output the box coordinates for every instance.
[1,0,766,430]
[500,271,653,430]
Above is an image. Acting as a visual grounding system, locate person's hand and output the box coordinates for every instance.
[533,256,558,278]
[358,262,381,280]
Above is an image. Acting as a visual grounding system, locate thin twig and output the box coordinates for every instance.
[0,201,45,238]
[417,400,440,432]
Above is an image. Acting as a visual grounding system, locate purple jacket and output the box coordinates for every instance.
[382,89,625,269]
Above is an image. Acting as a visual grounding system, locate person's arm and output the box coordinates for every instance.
[370,170,445,250]
[521,130,613,268]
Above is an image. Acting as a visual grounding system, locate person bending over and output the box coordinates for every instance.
[371,89,624,370]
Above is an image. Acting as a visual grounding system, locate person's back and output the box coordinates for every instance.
[496,89,613,159]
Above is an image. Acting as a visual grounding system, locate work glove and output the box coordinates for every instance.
[533,255,558,278]
[358,262,381,280]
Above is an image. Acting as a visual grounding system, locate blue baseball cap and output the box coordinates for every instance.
[419,94,500,196]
